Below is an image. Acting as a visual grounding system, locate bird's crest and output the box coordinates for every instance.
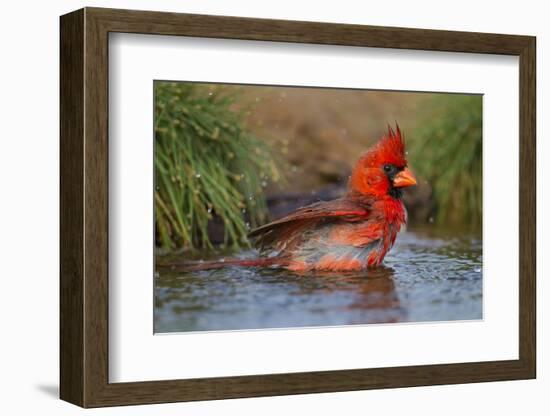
[362,124,407,168]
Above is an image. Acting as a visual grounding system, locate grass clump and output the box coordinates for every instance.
[409,94,482,228]
[154,82,282,252]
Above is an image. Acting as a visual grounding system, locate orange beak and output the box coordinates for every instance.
[393,168,417,188]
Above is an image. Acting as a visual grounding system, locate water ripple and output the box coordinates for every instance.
[155,228,482,332]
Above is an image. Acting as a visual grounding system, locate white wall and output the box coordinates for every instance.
[0,0,545,415]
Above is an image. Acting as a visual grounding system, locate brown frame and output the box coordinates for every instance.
[60,7,536,408]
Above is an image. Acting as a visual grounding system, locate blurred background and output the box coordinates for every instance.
[154,81,482,253]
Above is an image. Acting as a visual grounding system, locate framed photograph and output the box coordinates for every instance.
[60,7,536,408]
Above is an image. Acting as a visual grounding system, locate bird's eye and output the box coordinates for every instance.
[383,164,394,173]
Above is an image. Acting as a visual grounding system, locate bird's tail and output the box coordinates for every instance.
[160,257,286,272]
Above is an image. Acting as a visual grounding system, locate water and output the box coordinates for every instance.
[155,228,482,333]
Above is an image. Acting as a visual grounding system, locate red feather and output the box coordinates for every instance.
[248,197,371,252]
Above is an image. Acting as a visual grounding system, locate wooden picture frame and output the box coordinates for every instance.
[60,7,536,408]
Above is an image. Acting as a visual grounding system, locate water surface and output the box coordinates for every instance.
[155,228,482,333]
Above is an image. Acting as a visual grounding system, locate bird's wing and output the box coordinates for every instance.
[248,198,371,253]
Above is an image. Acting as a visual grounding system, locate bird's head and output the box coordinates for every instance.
[349,124,417,200]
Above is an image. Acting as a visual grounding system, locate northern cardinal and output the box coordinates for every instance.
[180,125,416,272]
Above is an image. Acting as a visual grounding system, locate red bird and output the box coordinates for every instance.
[184,125,416,272]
